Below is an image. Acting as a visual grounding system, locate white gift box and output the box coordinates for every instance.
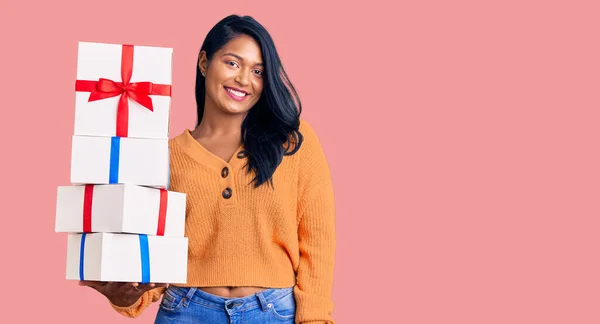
[74,41,172,139]
[55,184,186,237]
[70,135,169,188]
[66,233,188,284]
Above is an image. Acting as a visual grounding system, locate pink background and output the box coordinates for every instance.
[1,0,600,323]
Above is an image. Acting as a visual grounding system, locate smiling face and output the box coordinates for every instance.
[199,34,265,116]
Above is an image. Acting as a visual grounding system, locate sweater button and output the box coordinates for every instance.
[222,188,232,199]
[237,150,247,159]
[221,167,229,178]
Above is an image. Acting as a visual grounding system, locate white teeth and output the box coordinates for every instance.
[227,88,247,97]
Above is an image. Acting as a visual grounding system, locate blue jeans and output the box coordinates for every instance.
[154,285,296,323]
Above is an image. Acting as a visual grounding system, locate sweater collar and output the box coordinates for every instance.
[174,129,247,173]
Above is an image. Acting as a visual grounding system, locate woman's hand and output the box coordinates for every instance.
[79,280,168,307]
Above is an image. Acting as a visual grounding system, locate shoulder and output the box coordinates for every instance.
[294,118,333,192]
[294,118,329,167]
[298,118,317,138]
[283,118,319,158]
[297,118,322,152]
[168,129,191,149]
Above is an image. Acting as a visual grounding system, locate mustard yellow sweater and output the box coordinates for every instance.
[110,119,336,323]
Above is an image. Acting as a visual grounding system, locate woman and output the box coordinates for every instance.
[79,14,336,324]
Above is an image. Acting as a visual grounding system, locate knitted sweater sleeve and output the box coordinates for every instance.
[294,120,337,324]
[109,286,166,318]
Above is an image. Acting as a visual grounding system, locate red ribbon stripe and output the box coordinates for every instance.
[83,185,94,232]
[156,189,168,236]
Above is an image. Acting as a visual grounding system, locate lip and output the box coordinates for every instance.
[225,86,249,94]
[224,86,250,102]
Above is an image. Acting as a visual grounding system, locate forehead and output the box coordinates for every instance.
[218,35,263,63]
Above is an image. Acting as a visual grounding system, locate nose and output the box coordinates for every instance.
[234,69,250,86]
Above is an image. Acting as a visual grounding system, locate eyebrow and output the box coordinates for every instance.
[223,52,264,66]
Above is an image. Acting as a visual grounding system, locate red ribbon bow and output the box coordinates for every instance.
[75,44,172,137]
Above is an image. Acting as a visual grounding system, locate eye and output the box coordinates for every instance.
[253,69,263,76]
[226,61,239,68]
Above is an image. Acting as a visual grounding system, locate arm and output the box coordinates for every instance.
[294,120,337,324]
[109,286,167,318]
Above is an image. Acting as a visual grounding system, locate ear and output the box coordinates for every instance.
[198,51,208,75]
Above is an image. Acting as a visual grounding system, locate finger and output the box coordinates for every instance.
[131,283,153,293]
[117,282,143,296]
[115,282,137,294]
[136,282,168,293]
[79,280,107,290]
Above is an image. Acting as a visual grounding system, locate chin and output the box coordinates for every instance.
[221,105,250,115]
[222,100,256,114]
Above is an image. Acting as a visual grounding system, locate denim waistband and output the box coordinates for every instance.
[167,286,294,312]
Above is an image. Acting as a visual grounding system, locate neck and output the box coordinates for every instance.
[192,103,246,141]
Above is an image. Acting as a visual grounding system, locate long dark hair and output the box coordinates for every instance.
[195,15,303,188]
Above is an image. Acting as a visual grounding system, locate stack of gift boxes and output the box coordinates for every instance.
[54,41,188,285]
